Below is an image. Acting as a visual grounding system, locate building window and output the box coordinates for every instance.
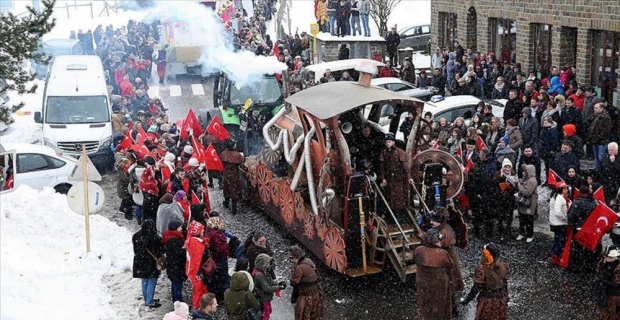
[531,24,552,79]
[438,12,457,49]
[490,18,516,65]
[591,31,620,104]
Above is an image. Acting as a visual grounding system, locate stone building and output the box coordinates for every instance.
[309,34,386,63]
[431,0,620,106]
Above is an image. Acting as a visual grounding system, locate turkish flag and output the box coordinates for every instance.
[130,142,150,159]
[547,169,563,186]
[572,187,580,201]
[181,109,203,139]
[191,191,201,205]
[202,180,212,213]
[431,140,440,149]
[455,145,462,159]
[574,203,619,252]
[117,134,133,150]
[593,186,606,204]
[137,126,148,145]
[464,159,473,173]
[206,116,231,141]
[557,226,573,269]
[204,143,224,171]
[476,136,487,151]
[191,136,207,165]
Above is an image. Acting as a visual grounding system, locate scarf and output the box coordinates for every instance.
[494,82,505,92]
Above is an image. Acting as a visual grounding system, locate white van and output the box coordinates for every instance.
[34,55,114,166]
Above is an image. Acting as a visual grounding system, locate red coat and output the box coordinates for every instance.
[378,66,397,78]
[568,94,585,112]
[120,80,135,98]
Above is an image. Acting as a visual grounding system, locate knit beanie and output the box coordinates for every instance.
[501,136,509,146]
[502,158,513,168]
[563,124,576,137]
[173,301,189,316]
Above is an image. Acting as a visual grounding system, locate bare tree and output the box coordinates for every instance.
[369,0,401,37]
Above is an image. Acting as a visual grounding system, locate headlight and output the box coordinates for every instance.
[100,137,112,148]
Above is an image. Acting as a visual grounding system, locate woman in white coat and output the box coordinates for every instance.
[550,182,570,263]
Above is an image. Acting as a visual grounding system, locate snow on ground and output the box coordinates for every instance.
[0,185,133,320]
[0,80,44,144]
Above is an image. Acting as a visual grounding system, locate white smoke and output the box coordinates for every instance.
[145,1,286,87]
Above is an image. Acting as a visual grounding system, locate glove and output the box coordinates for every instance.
[278,281,287,290]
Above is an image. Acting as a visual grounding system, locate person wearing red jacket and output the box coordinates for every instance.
[568,87,585,112]
[378,61,397,78]
[185,220,210,310]
[120,75,136,99]
[139,160,161,222]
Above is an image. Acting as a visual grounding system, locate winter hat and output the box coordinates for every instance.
[168,219,183,231]
[174,190,186,202]
[173,301,189,316]
[466,139,476,146]
[500,136,509,146]
[183,145,194,154]
[521,107,532,114]
[502,158,513,168]
[164,152,176,162]
[159,193,174,204]
[425,228,443,245]
[563,124,576,137]
[189,157,200,167]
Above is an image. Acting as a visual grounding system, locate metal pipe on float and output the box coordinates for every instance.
[304,127,318,215]
[262,106,305,164]
[290,154,305,191]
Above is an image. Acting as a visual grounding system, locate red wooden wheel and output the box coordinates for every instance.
[323,227,347,273]
[294,193,306,220]
[279,180,295,226]
[256,162,272,204]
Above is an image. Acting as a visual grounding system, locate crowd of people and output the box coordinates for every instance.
[70,2,327,320]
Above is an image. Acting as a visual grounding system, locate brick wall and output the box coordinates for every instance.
[432,0,620,107]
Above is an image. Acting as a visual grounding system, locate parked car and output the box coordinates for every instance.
[398,24,431,51]
[371,77,437,101]
[0,143,78,194]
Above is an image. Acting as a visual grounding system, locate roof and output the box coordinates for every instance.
[285,82,424,120]
[0,143,56,155]
[370,77,411,86]
[425,95,481,110]
[305,59,385,78]
[43,38,80,47]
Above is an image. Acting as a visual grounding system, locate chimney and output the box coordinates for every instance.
[355,60,378,87]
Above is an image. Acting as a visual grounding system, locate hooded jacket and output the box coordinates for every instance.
[224,272,261,320]
[253,253,281,303]
[517,164,538,216]
[547,76,565,96]
[588,109,613,145]
[163,230,187,282]
[156,201,184,236]
[132,220,164,279]
[549,193,568,226]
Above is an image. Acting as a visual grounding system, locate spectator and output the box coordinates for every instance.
[588,102,613,169]
[596,142,620,204]
[552,140,580,180]
[378,61,397,78]
[385,26,400,66]
[359,0,371,36]
[162,220,187,304]
[518,107,539,150]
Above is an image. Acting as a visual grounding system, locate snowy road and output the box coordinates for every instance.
[98,170,600,319]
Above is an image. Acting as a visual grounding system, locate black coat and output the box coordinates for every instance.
[567,197,597,229]
[385,31,400,53]
[503,98,522,122]
[132,221,164,279]
[165,235,188,282]
[117,170,132,200]
[596,156,620,202]
[518,116,539,148]
[552,151,580,180]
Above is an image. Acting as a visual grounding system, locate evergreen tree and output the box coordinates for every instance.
[0,0,56,125]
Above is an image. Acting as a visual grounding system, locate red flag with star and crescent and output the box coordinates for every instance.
[205,117,231,142]
[204,143,224,171]
[181,109,203,139]
[476,136,487,151]
[593,186,606,203]
[191,136,207,164]
[574,202,619,251]
[455,145,462,159]
[547,169,563,186]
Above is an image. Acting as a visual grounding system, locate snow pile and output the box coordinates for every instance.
[0,80,43,144]
[0,186,134,320]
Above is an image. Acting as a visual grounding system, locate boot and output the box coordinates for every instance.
[223,197,229,209]
[232,201,237,215]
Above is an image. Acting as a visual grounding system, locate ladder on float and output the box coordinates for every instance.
[369,182,423,283]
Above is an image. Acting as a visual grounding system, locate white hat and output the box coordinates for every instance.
[173,301,189,316]
[189,157,199,167]
[502,158,513,168]
[164,152,175,162]
[608,249,620,258]
[183,145,194,154]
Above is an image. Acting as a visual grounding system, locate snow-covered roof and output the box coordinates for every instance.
[315,32,386,42]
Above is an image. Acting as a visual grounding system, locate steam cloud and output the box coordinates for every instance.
[137,1,286,87]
